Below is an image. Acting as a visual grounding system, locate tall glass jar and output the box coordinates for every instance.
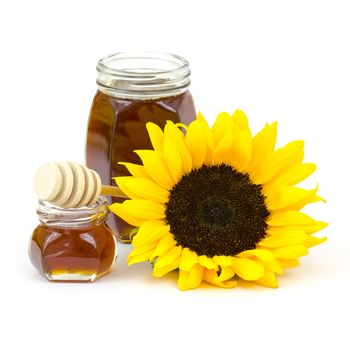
[86,51,197,242]
[29,196,117,282]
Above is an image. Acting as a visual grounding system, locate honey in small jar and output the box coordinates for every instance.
[29,196,117,282]
[86,52,197,242]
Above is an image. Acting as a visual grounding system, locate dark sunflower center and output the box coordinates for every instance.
[165,164,270,257]
[199,197,234,226]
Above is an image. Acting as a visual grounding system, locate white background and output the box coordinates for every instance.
[0,1,347,349]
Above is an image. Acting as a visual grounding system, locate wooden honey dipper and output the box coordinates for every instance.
[34,162,125,208]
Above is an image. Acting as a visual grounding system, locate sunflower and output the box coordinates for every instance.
[110,111,327,290]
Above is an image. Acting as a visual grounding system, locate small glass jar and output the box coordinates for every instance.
[86,51,197,242]
[29,196,117,282]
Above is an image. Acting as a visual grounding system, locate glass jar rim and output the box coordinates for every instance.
[97,51,189,75]
[37,196,109,227]
[96,51,191,99]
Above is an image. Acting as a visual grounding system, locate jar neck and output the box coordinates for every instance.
[37,196,109,228]
[96,51,191,100]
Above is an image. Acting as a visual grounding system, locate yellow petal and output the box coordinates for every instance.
[197,114,214,165]
[164,121,192,174]
[268,210,317,226]
[177,269,190,290]
[248,122,277,172]
[132,220,170,246]
[135,150,174,189]
[290,193,326,211]
[217,266,235,282]
[178,264,204,291]
[122,199,165,220]
[154,246,182,268]
[130,241,158,255]
[255,270,278,288]
[198,255,217,270]
[185,120,207,169]
[212,255,235,266]
[149,235,177,261]
[272,245,308,259]
[128,250,155,265]
[266,185,324,211]
[238,248,275,262]
[260,259,283,276]
[212,121,234,165]
[197,111,208,125]
[118,162,150,179]
[152,257,180,278]
[268,221,328,235]
[179,248,199,271]
[268,162,317,189]
[230,110,252,172]
[163,136,183,183]
[259,230,308,248]
[116,177,169,203]
[229,124,253,172]
[188,264,204,289]
[128,241,158,265]
[278,258,300,268]
[211,112,231,146]
[239,249,283,275]
[232,257,265,281]
[109,203,145,226]
[304,236,327,248]
[111,176,139,199]
[232,110,249,129]
[203,269,237,288]
[146,122,164,152]
[295,222,329,234]
[251,140,304,184]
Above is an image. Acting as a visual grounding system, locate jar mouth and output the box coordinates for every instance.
[96,51,191,99]
[37,196,109,227]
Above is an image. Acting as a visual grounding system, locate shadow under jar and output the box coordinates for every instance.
[29,196,117,282]
[86,51,197,242]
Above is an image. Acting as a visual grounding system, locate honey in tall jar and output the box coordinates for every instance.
[86,52,196,242]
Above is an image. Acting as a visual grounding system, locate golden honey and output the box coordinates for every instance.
[29,196,117,282]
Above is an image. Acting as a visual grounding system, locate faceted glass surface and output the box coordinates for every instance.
[29,223,117,282]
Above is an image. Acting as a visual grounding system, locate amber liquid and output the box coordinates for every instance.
[86,90,196,241]
[30,223,116,282]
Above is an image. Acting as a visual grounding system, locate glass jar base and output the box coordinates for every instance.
[45,271,111,282]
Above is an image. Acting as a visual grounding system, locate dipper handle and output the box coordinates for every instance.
[34,162,125,208]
